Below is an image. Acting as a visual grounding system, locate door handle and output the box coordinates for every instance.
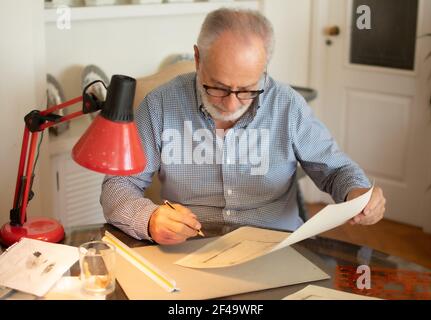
[324,26,340,37]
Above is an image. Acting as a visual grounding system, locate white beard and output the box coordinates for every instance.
[197,80,251,122]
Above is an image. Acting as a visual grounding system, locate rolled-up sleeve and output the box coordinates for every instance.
[290,90,371,203]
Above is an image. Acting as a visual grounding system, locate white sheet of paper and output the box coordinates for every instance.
[176,186,373,268]
[283,285,381,300]
[175,226,285,268]
[0,238,79,297]
[271,185,374,251]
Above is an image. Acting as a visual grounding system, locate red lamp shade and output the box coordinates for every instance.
[73,74,146,175]
[72,114,146,175]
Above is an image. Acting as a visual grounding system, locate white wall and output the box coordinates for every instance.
[261,0,312,87]
[45,0,312,99]
[0,0,48,226]
[45,14,205,100]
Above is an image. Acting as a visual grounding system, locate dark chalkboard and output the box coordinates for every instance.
[350,0,418,70]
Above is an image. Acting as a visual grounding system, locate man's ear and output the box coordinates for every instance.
[193,45,200,71]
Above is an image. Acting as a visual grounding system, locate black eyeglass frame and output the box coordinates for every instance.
[202,85,265,101]
[201,71,268,101]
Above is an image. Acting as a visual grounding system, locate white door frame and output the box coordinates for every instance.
[299,0,334,205]
[417,0,431,232]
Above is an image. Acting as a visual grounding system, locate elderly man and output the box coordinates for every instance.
[101,8,386,245]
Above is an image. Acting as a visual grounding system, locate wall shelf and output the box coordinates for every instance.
[45,1,259,22]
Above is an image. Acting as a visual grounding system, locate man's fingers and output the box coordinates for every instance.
[364,199,381,215]
[171,203,197,218]
[158,205,200,237]
[158,234,187,245]
[348,187,385,226]
[366,203,385,224]
[166,206,201,231]
[363,197,386,217]
[152,226,188,245]
[164,229,188,243]
[363,196,378,214]
[363,187,384,214]
[357,203,385,225]
[353,214,364,224]
[166,220,199,238]
[149,206,199,245]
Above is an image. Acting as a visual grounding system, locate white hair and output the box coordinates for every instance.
[197,8,275,66]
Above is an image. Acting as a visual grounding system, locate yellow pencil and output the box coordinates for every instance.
[164,200,205,237]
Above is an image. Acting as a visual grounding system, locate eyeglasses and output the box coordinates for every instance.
[202,85,264,100]
[200,70,268,101]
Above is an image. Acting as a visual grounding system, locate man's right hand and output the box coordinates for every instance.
[148,203,202,245]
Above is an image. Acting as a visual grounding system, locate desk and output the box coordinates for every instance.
[63,223,431,300]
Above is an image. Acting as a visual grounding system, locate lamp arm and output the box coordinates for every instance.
[10,126,31,225]
[31,90,105,132]
[10,91,105,226]
[40,79,106,118]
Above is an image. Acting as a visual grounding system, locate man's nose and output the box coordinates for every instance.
[222,93,242,112]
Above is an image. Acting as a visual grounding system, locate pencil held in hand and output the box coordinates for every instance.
[163,200,205,237]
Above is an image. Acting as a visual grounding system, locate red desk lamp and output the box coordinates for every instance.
[0,75,146,247]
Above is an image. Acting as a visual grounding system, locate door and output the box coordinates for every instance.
[313,0,431,228]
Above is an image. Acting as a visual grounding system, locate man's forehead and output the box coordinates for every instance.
[201,59,265,88]
[208,74,261,89]
[206,32,266,63]
[202,51,265,88]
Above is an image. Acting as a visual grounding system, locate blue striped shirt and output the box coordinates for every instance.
[101,72,370,240]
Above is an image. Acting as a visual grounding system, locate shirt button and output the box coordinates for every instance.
[226,210,231,216]
[227,189,233,195]
[226,158,231,164]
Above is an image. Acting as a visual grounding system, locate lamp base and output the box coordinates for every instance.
[0,217,65,247]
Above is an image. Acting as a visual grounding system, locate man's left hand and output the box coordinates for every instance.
[347,186,386,225]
